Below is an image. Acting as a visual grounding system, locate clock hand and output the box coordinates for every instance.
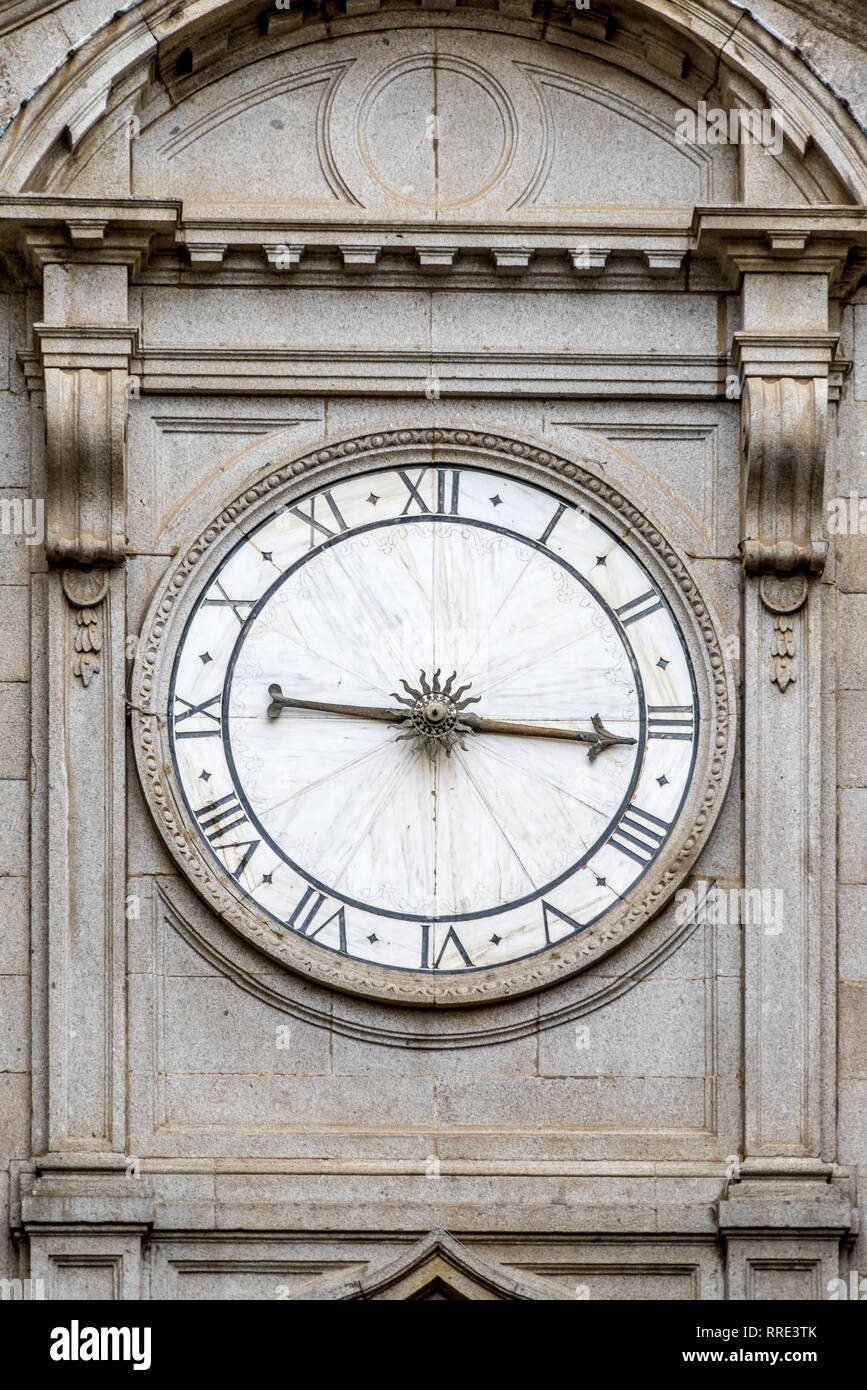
[267,685,403,723]
[267,677,635,762]
[458,711,637,762]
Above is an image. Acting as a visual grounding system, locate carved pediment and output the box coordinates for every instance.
[297,1230,572,1301]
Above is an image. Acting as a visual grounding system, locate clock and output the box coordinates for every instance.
[133,430,733,1006]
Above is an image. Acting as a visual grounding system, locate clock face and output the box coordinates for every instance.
[165,462,699,984]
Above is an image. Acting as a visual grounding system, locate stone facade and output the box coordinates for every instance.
[0,0,865,1301]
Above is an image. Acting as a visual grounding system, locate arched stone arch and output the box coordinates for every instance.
[0,0,865,203]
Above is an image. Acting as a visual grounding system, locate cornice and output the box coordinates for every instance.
[1,198,866,294]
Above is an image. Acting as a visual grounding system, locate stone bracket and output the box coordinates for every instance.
[734,332,838,577]
[34,324,138,566]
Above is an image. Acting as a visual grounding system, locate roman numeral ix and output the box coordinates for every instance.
[174,693,221,738]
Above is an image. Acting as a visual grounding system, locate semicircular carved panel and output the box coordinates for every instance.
[126,27,730,219]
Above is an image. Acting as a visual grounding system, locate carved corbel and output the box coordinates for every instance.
[739,372,827,576]
[735,333,838,578]
[36,325,138,566]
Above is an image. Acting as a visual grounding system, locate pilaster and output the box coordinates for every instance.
[700,218,859,1288]
[14,218,161,1291]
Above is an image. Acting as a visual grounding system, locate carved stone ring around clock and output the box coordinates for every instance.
[266,669,636,762]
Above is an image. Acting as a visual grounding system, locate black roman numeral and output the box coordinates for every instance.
[174,693,222,738]
[648,705,695,740]
[196,792,248,840]
[433,925,473,969]
[287,491,350,548]
[202,581,256,626]
[542,901,585,943]
[397,468,431,515]
[436,469,461,515]
[195,792,261,879]
[420,923,473,968]
[537,501,570,546]
[609,805,670,865]
[615,589,664,626]
[285,886,348,954]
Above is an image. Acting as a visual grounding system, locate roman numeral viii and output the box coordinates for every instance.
[194,793,261,880]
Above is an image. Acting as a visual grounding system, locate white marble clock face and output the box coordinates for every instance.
[169,465,697,976]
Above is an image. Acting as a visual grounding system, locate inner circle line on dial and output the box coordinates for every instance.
[216,510,647,923]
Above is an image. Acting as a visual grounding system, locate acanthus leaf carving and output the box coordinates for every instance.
[759,572,808,692]
[62,567,109,688]
[769,613,796,689]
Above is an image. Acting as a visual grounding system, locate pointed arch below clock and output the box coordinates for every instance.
[297,1228,572,1300]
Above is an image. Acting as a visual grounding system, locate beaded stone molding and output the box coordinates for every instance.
[131,426,735,1008]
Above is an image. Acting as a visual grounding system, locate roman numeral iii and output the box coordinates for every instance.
[647,705,695,740]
